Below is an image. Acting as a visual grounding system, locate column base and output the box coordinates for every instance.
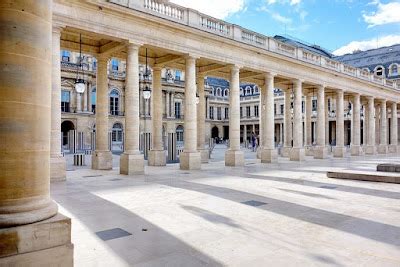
[305,145,314,156]
[225,150,244,167]
[0,213,73,266]
[261,149,278,163]
[50,155,66,182]
[148,150,166,166]
[290,147,305,161]
[378,145,388,154]
[180,151,201,170]
[333,146,346,158]
[120,152,144,175]
[388,145,398,153]
[198,148,210,163]
[350,145,362,156]
[92,150,113,170]
[314,146,328,159]
[365,145,376,155]
[281,146,292,157]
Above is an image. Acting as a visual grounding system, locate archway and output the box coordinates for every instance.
[112,122,123,152]
[61,120,75,147]
[176,125,184,143]
[211,126,219,139]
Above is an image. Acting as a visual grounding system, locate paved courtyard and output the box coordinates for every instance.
[52,146,400,266]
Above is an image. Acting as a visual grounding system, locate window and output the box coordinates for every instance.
[61,51,70,62]
[217,107,222,120]
[111,59,119,71]
[246,106,251,117]
[274,104,277,115]
[175,70,182,81]
[175,102,182,118]
[176,125,184,142]
[224,89,229,97]
[254,86,259,94]
[254,105,259,117]
[375,66,384,76]
[61,90,70,112]
[112,123,123,142]
[209,106,214,119]
[312,99,317,111]
[391,64,398,76]
[245,86,252,96]
[302,101,305,113]
[328,98,331,111]
[91,88,96,113]
[240,88,244,96]
[280,104,284,114]
[225,107,229,119]
[109,89,120,115]
[240,107,243,118]
[216,88,221,97]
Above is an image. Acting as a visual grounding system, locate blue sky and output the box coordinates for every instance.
[171,0,400,55]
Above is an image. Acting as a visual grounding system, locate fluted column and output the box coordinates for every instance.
[350,94,362,156]
[180,56,201,170]
[305,93,312,147]
[148,66,166,166]
[390,102,398,153]
[365,97,376,154]
[92,55,112,170]
[290,79,305,161]
[282,88,292,157]
[314,85,328,159]
[333,90,346,157]
[50,27,66,181]
[378,100,388,154]
[261,73,278,163]
[225,65,244,166]
[120,43,144,174]
[197,74,209,163]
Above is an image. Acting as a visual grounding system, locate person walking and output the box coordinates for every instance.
[251,132,256,152]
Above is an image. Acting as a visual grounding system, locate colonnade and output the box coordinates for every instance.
[47,36,400,176]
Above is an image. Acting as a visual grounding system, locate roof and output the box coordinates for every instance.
[274,35,333,58]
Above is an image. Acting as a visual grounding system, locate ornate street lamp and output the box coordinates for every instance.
[75,33,86,94]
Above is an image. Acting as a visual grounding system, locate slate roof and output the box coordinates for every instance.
[274,35,333,58]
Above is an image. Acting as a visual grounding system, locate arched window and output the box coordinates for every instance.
[362,68,370,73]
[240,88,244,96]
[216,87,221,97]
[112,123,123,143]
[176,125,184,142]
[210,87,214,96]
[254,86,259,94]
[91,88,96,113]
[224,89,229,97]
[245,86,252,96]
[109,89,120,115]
[390,64,398,76]
[375,66,384,77]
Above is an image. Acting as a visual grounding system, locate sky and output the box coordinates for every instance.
[170,0,400,56]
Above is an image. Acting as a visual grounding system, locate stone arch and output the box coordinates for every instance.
[61,120,75,146]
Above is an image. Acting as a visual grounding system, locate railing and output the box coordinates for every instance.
[108,0,400,91]
[144,0,184,20]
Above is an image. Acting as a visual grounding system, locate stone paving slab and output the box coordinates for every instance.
[327,170,400,184]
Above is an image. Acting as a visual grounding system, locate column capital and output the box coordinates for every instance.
[52,24,64,34]
[97,54,109,62]
[265,72,276,79]
[185,53,200,60]
[153,65,163,72]
[292,78,303,86]
[127,42,141,52]
[229,64,241,73]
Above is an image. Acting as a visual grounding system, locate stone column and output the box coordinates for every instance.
[333,90,346,157]
[351,94,362,156]
[225,65,244,166]
[0,1,73,265]
[88,82,93,113]
[197,74,209,163]
[166,91,170,117]
[314,85,328,159]
[305,93,312,147]
[92,55,113,170]
[375,105,380,146]
[50,27,66,181]
[180,56,201,170]
[261,73,278,163]
[325,96,330,146]
[282,88,292,157]
[389,102,398,153]
[365,97,376,155]
[148,67,166,166]
[120,44,144,174]
[290,79,305,161]
[76,92,82,112]
[243,125,247,147]
[83,84,88,112]
[378,100,388,154]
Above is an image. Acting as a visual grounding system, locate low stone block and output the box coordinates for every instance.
[289,147,305,162]
[350,145,362,156]
[327,171,400,184]
[305,146,314,156]
[92,150,113,170]
[148,150,166,166]
[333,146,346,158]
[0,213,73,266]
[261,149,278,163]
[225,150,244,167]
[377,164,400,173]
[180,151,201,170]
[281,146,291,158]
[314,146,328,159]
[50,155,66,182]
[198,148,209,163]
[388,145,398,154]
[364,145,376,155]
[378,145,388,154]
[120,153,144,175]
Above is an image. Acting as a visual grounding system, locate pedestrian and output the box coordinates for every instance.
[251,132,256,152]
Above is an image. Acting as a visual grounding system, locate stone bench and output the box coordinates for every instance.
[377,164,400,173]
[327,170,400,184]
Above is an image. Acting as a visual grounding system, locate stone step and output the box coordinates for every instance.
[327,170,400,184]
[377,164,400,173]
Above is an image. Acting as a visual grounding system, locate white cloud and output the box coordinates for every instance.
[266,0,302,5]
[363,1,400,27]
[170,0,246,19]
[271,12,292,24]
[333,34,400,56]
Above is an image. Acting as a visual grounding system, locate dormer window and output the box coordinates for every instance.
[390,64,398,76]
[375,66,384,77]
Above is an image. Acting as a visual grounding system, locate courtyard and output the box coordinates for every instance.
[54,146,400,266]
